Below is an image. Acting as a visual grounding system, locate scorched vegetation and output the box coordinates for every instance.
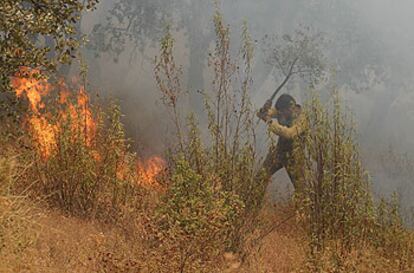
[0,4,413,273]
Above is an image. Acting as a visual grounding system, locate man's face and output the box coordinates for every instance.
[277,105,295,125]
[278,107,293,120]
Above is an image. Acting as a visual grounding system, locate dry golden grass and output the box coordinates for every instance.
[1,155,38,273]
[2,205,148,273]
[237,203,306,273]
[1,198,304,273]
[1,184,413,273]
[0,144,147,273]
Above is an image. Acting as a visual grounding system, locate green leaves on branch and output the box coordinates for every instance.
[262,27,326,91]
[0,0,98,92]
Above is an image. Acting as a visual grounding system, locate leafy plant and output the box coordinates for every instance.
[293,93,414,272]
[153,158,243,272]
[262,27,326,94]
[292,93,374,261]
[0,0,98,93]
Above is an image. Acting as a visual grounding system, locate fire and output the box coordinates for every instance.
[11,67,51,114]
[11,67,56,159]
[12,67,166,191]
[28,116,58,159]
[11,67,97,159]
[77,87,96,145]
[114,155,166,190]
[62,86,96,146]
[136,156,166,188]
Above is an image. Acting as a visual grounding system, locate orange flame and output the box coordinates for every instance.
[11,67,96,159]
[11,67,51,114]
[61,85,96,146]
[11,68,56,159]
[12,67,166,191]
[136,156,166,189]
[28,116,58,160]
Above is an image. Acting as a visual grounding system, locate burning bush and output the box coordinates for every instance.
[11,67,166,219]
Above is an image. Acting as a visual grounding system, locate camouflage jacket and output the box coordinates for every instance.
[259,105,307,140]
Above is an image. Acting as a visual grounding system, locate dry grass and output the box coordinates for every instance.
[1,196,305,273]
[0,150,413,273]
[2,206,144,273]
[0,155,38,273]
[0,138,149,273]
[239,203,306,273]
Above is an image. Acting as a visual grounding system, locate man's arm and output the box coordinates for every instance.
[268,113,306,139]
[257,106,278,122]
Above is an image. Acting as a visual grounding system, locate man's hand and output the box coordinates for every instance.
[261,99,272,113]
[257,99,273,122]
[257,110,269,122]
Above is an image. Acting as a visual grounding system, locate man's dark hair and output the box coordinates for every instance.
[275,94,296,110]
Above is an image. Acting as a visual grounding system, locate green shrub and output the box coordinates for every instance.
[152,157,243,272]
[154,9,261,250]
[151,10,264,271]
[294,94,376,255]
[294,93,414,272]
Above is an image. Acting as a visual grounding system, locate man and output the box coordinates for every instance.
[257,94,307,193]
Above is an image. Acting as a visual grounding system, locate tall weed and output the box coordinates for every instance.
[294,93,414,272]
[152,9,265,271]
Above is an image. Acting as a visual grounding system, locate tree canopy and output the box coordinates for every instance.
[262,27,326,100]
[0,0,99,92]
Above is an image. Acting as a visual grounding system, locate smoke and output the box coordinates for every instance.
[79,0,414,210]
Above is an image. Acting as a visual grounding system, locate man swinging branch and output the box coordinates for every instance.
[257,94,307,196]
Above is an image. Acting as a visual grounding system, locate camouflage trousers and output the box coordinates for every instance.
[256,141,304,204]
[263,146,302,187]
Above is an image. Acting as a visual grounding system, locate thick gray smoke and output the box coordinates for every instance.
[79,0,414,212]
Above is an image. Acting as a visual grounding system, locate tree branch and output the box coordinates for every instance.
[272,51,287,76]
[270,56,299,101]
[292,69,314,75]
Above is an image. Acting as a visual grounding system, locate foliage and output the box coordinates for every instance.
[294,94,375,254]
[262,27,326,95]
[151,9,270,272]
[156,6,264,226]
[205,11,261,213]
[293,93,414,272]
[0,0,98,93]
[25,94,144,219]
[372,196,414,271]
[152,158,243,272]
[154,27,184,151]
[88,0,177,59]
[87,0,212,59]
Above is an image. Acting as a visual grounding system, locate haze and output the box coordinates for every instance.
[80,0,414,213]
